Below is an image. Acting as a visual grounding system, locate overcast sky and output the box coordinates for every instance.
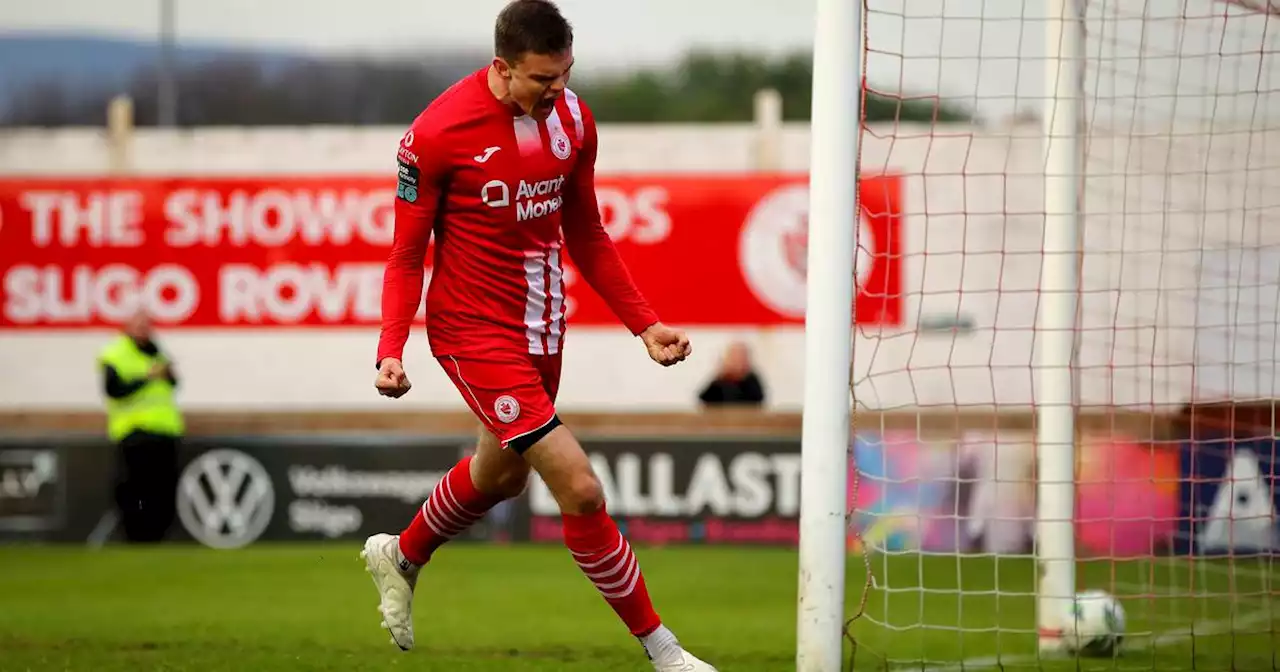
[0,0,1042,118]
[2,0,1276,121]
[0,0,820,67]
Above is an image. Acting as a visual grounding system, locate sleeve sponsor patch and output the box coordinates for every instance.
[396,158,420,203]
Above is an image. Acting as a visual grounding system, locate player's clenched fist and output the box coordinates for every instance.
[640,322,692,367]
[375,357,412,398]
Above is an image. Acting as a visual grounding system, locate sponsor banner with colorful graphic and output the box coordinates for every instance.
[1175,435,1280,555]
[1075,436,1181,557]
[848,431,969,553]
[849,431,1184,558]
[9,430,1263,556]
[0,175,903,329]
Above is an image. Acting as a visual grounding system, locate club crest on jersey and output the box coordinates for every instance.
[494,395,520,423]
[550,131,572,160]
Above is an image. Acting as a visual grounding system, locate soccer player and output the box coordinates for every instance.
[361,2,717,670]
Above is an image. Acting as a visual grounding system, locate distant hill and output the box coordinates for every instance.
[0,33,310,113]
[0,33,491,125]
[0,32,970,125]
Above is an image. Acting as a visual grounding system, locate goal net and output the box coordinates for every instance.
[845,0,1280,669]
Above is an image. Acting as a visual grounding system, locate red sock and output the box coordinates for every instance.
[398,456,501,565]
[563,505,662,637]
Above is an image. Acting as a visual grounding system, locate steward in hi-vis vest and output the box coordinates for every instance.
[99,310,184,543]
[99,335,184,442]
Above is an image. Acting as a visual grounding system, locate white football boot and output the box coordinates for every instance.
[360,533,418,651]
[652,649,719,671]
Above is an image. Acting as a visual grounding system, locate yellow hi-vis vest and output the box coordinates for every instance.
[99,335,185,442]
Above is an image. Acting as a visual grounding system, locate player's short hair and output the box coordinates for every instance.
[494,0,573,63]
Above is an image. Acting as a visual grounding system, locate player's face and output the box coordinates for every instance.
[497,49,574,119]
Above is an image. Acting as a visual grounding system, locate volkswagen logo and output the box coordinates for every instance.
[176,449,274,549]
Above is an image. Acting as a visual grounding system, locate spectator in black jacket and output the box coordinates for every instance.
[698,341,766,407]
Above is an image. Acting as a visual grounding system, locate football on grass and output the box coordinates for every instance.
[1064,589,1127,656]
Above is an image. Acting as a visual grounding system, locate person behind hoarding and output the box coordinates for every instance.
[698,341,766,406]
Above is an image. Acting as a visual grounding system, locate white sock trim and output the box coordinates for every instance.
[641,624,682,666]
[393,538,421,574]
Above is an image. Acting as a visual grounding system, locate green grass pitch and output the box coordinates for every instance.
[0,543,1275,670]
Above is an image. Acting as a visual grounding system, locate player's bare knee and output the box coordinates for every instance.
[492,466,530,500]
[473,461,529,500]
[558,470,604,515]
[521,424,603,514]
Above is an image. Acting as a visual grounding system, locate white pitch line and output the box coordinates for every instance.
[912,608,1276,672]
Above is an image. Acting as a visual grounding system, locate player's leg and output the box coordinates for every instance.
[362,428,527,651]
[394,425,529,566]
[361,356,533,651]
[520,423,717,671]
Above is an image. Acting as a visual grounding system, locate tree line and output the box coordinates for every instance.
[2,50,970,127]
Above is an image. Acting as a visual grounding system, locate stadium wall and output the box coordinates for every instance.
[2,121,1279,412]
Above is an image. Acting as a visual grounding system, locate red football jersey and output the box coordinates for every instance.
[377,68,659,364]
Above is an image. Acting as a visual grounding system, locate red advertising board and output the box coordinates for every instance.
[0,175,902,328]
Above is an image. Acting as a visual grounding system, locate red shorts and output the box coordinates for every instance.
[438,351,563,448]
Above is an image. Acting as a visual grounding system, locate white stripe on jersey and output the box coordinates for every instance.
[545,107,568,151]
[522,252,547,354]
[563,88,585,141]
[546,245,565,353]
[522,246,566,356]
[513,115,542,156]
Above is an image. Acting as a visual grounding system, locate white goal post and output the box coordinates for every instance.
[795,0,861,669]
[798,0,1280,670]
[1035,0,1084,653]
